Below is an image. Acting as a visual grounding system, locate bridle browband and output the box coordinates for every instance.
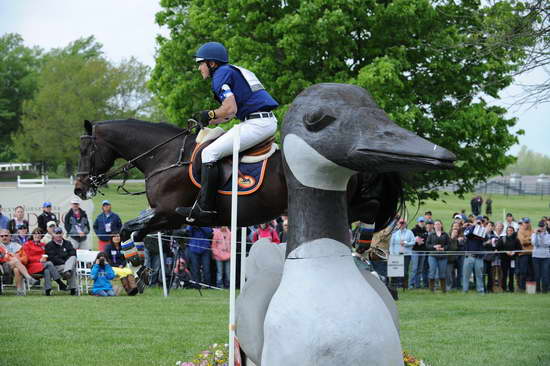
[78,120,198,196]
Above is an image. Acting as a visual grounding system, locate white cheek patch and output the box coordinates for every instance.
[283,133,356,191]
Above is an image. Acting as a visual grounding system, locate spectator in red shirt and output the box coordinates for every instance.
[0,229,38,295]
[252,222,280,244]
[21,228,67,296]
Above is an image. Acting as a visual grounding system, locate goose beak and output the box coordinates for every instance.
[345,121,456,173]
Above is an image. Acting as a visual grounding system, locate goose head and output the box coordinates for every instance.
[282,83,455,188]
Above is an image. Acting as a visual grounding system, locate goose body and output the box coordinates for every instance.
[236,83,455,365]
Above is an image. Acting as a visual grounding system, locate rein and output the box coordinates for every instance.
[83,120,198,196]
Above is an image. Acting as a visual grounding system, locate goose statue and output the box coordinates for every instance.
[236,83,456,366]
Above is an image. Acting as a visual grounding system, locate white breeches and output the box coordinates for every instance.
[201,116,277,163]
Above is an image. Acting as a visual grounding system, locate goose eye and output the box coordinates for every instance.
[303,108,336,132]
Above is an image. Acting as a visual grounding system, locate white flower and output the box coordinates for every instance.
[175,361,181,366]
[213,343,218,348]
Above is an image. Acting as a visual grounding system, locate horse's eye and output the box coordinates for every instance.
[303,108,336,132]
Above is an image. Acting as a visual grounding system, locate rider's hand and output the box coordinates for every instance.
[195,110,216,128]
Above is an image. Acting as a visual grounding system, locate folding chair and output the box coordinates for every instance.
[76,250,100,295]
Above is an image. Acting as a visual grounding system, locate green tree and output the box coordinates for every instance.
[150,0,532,198]
[505,146,550,175]
[13,37,154,175]
[0,33,41,161]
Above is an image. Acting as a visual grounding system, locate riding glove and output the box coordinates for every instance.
[195,110,216,128]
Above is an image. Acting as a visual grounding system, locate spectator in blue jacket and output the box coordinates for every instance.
[185,226,214,288]
[0,204,10,230]
[90,252,116,296]
[93,200,122,252]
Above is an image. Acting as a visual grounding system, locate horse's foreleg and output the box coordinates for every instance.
[120,209,156,241]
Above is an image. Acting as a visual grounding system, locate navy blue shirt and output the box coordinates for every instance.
[464,226,485,252]
[185,226,213,255]
[211,64,278,121]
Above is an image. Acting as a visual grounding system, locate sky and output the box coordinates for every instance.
[0,0,548,156]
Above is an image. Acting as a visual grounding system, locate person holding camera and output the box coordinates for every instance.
[91,252,116,296]
[532,220,550,293]
[462,216,486,293]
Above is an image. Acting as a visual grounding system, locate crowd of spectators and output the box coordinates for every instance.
[362,208,550,295]
[0,198,129,296]
[2,194,548,296]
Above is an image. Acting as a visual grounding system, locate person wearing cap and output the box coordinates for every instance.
[516,218,534,291]
[7,206,28,234]
[0,204,9,230]
[22,228,67,296]
[93,200,122,252]
[410,217,427,289]
[505,213,519,232]
[532,220,550,293]
[41,221,57,244]
[175,42,279,223]
[389,218,415,289]
[37,202,58,232]
[45,227,78,295]
[13,224,29,245]
[64,197,90,250]
[462,215,487,293]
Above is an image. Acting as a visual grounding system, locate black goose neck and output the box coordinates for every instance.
[285,173,351,256]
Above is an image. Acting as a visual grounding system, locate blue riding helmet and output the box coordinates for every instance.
[195,42,228,63]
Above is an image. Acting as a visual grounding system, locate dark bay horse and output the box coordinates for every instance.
[74,119,403,241]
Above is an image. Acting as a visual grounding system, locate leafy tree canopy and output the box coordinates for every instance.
[151,0,533,198]
[505,146,550,175]
[12,36,154,174]
[0,33,41,161]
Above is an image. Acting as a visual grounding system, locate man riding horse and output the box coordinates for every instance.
[175,42,279,223]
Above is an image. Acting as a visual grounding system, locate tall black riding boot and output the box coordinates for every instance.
[176,162,219,223]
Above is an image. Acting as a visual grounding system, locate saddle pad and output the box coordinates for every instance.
[188,145,269,196]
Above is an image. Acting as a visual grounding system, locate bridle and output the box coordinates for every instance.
[77,120,199,197]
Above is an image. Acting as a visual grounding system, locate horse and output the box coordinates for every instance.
[74,119,403,242]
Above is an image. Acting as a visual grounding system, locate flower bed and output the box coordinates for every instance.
[177,345,428,366]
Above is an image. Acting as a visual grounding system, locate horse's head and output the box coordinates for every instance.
[74,120,118,199]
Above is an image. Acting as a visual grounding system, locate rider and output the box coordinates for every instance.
[176,42,279,222]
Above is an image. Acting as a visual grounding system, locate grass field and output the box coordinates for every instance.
[1,289,549,366]
[1,186,549,365]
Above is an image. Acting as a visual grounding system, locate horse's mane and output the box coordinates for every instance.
[95,119,185,133]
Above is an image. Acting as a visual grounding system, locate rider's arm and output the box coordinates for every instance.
[211,95,237,124]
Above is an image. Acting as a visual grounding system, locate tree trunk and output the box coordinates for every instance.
[65,159,74,177]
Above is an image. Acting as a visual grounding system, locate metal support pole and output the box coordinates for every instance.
[157,232,168,297]
[240,227,247,290]
[229,124,241,365]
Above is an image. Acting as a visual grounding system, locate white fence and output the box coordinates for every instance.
[17,175,46,188]
[0,162,34,172]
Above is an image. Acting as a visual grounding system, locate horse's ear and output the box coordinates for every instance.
[84,120,93,135]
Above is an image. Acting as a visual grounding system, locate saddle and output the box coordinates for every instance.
[189,127,278,195]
